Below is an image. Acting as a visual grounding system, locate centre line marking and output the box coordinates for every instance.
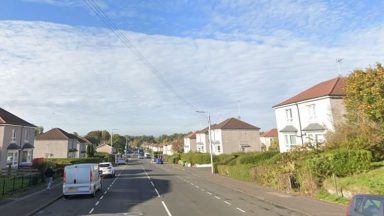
[215,196,221,200]
[162,201,173,216]
[95,201,99,206]
[207,192,212,195]
[104,191,107,195]
[154,188,161,197]
[100,195,104,200]
[150,181,155,187]
[236,207,246,213]
[195,186,199,189]
[224,201,231,205]
[89,208,94,214]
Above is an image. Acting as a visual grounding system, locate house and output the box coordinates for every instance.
[183,132,196,153]
[96,144,116,155]
[273,77,346,152]
[162,144,173,156]
[77,136,92,158]
[260,129,278,150]
[210,118,261,155]
[149,144,163,152]
[34,128,80,158]
[195,127,209,153]
[0,108,36,168]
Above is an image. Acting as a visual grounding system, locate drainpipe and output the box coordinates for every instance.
[295,103,304,145]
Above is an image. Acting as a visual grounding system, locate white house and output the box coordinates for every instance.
[260,128,278,150]
[273,77,346,152]
[209,118,261,155]
[183,132,196,153]
[162,144,173,156]
[195,127,209,153]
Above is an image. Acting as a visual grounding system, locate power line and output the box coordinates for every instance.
[82,0,200,112]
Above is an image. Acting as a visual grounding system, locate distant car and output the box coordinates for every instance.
[116,158,127,165]
[347,194,384,216]
[137,155,144,159]
[63,163,102,198]
[98,162,115,178]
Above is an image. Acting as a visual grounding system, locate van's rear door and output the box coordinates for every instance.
[66,165,90,184]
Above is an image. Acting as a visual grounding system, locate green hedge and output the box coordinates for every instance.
[306,149,372,178]
[165,154,181,164]
[180,152,211,165]
[217,164,254,181]
[235,151,279,165]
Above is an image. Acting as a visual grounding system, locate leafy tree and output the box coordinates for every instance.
[86,144,95,157]
[171,139,183,153]
[35,126,44,136]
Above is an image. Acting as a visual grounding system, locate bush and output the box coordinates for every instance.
[236,151,279,165]
[306,149,372,179]
[217,164,254,181]
[180,153,211,165]
[165,154,181,164]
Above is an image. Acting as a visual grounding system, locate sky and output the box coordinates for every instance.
[0,0,384,136]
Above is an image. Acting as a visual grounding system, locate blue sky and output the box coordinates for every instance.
[1,0,384,135]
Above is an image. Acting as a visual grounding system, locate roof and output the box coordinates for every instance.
[0,108,36,127]
[185,132,196,139]
[279,125,298,133]
[78,136,92,144]
[261,128,278,137]
[212,118,260,130]
[36,128,78,140]
[302,123,326,131]
[7,143,21,150]
[196,126,209,134]
[273,77,346,108]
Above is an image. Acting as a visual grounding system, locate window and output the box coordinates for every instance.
[217,145,221,153]
[21,150,32,163]
[24,130,29,143]
[285,109,293,122]
[285,134,297,147]
[11,129,16,143]
[315,134,324,144]
[7,151,18,166]
[307,104,316,120]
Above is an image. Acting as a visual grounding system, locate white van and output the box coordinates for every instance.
[63,163,102,197]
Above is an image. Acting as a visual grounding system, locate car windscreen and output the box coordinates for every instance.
[99,164,110,167]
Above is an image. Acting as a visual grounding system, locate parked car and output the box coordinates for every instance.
[99,162,115,178]
[156,157,163,164]
[63,163,102,198]
[116,158,127,165]
[347,194,384,216]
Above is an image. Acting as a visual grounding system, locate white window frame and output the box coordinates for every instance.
[24,130,29,143]
[7,150,18,166]
[21,149,33,164]
[284,133,297,148]
[307,104,316,120]
[285,109,293,122]
[11,129,16,143]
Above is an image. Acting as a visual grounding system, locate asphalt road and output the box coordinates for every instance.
[35,159,303,216]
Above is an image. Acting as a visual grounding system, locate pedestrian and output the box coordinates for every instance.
[45,166,54,190]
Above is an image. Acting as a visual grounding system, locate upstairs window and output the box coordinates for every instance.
[24,130,29,143]
[285,109,293,122]
[307,104,316,120]
[11,129,16,143]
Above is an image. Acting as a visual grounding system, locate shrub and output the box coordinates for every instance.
[165,154,180,164]
[180,153,211,165]
[217,164,254,181]
[306,149,372,179]
[236,151,279,165]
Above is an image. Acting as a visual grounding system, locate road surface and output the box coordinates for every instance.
[35,159,304,216]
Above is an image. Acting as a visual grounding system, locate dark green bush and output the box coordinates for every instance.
[180,152,211,165]
[165,154,181,164]
[306,149,372,178]
[236,151,279,165]
[217,164,254,181]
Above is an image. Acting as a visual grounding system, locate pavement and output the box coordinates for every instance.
[0,159,346,216]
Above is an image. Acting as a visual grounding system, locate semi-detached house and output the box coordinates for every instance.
[273,77,346,152]
[34,128,87,158]
[183,132,196,153]
[0,108,36,168]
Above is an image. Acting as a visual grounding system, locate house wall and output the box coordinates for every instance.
[275,96,345,152]
[34,139,69,158]
[184,138,197,153]
[220,129,261,154]
[260,136,277,150]
[195,133,208,153]
[96,145,114,154]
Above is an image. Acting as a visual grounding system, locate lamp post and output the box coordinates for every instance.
[196,111,214,174]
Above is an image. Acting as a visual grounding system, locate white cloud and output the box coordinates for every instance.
[0,20,383,135]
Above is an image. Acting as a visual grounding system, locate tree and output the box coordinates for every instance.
[171,139,183,153]
[86,144,95,157]
[35,126,44,136]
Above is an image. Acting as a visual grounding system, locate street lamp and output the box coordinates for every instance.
[196,110,214,174]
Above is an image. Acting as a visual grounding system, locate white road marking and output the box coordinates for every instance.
[150,181,155,187]
[104,191,107,195]
[207,192,212,195]
[224,201,231,205]
[215,196,221,200]
[100,195,104,200]
[89,208,94,214]
[195,186,199,189]
[162,201,173,216]
[191,183,194,186]
[201,189,205,192]
[236,207,246,213]
[154,188,161,197]
[95,201,100,206]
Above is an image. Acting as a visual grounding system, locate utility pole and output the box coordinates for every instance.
[196,111,214,174]
[336,58,343,75]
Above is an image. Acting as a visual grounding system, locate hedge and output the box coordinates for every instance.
[217,164,255,182]
[180,153,211,165]
[235,151,279,165]
[306,149,372,178]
